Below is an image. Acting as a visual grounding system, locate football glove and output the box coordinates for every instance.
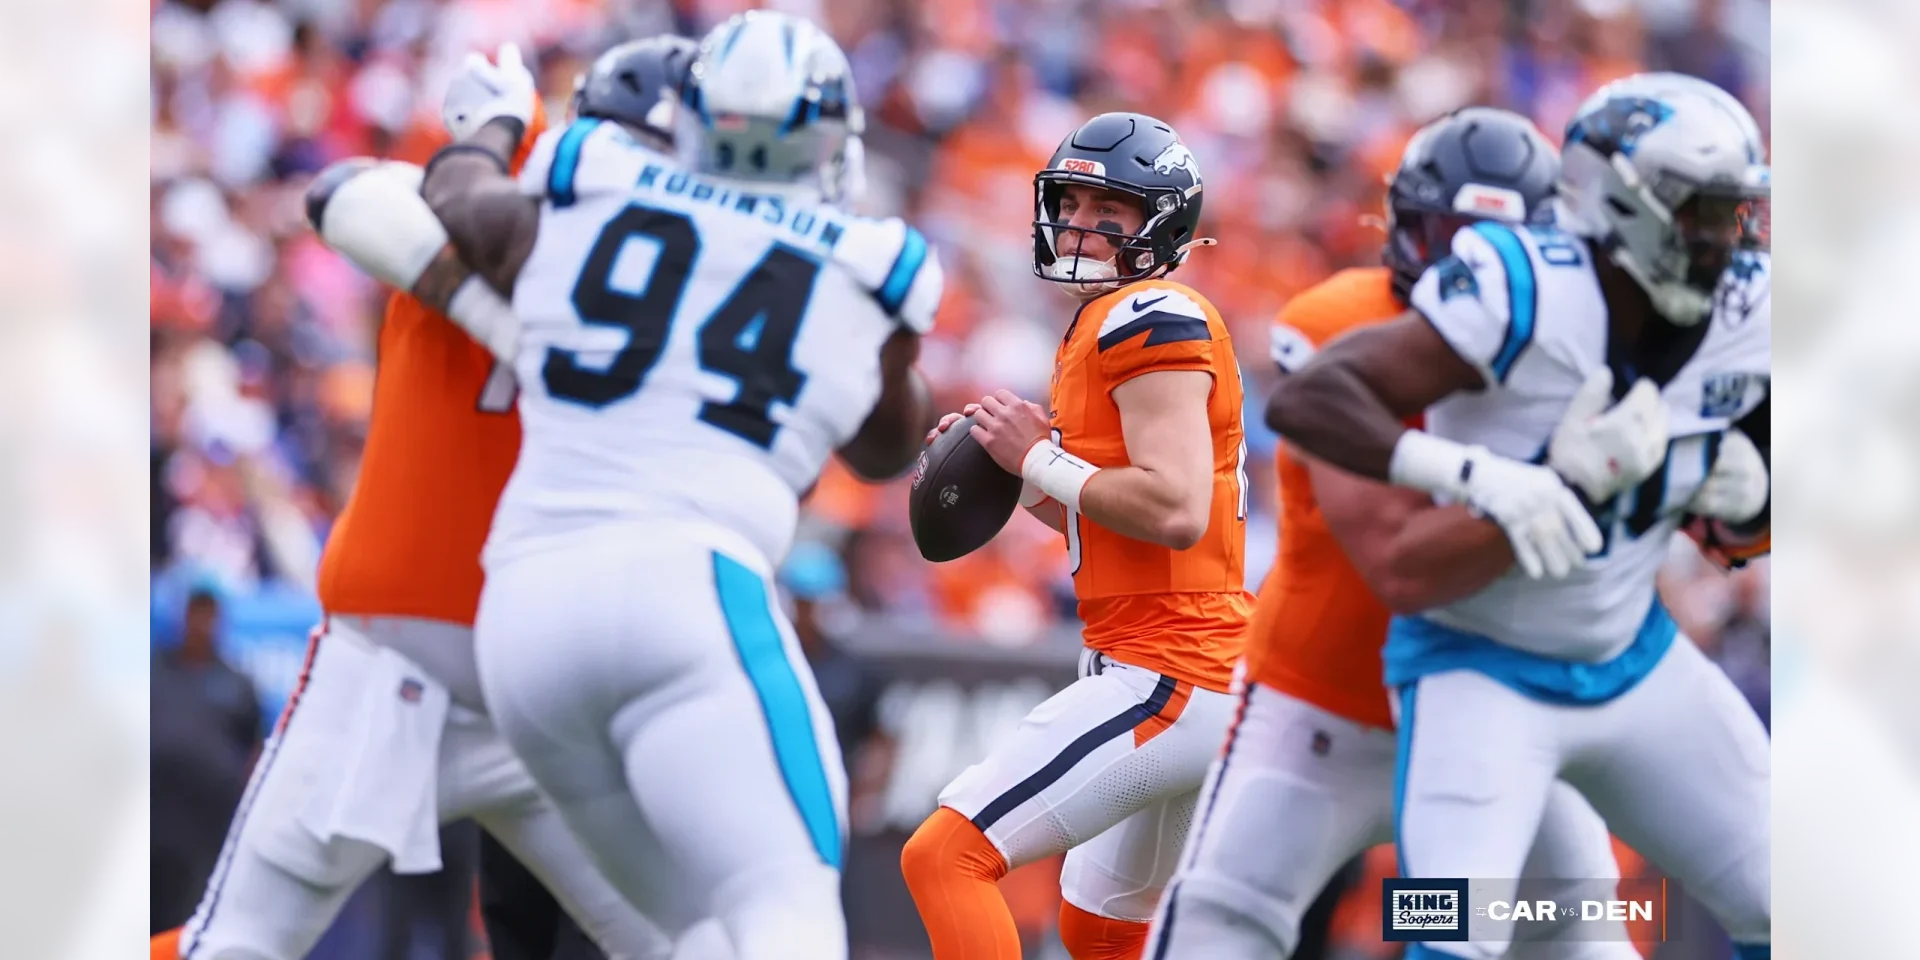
[442,43,537,140]
[1688,428,1769,523]
[1548,367,1670,504]
[1391,431,1605,580]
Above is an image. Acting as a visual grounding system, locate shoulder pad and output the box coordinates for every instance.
[1094,282,1213,352]
[1409,222,1537,385]
[829,216,942,335]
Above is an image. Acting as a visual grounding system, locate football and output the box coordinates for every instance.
[908,417,1024,562]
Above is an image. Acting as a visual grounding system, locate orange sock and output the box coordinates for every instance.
[1058,901,1149,960]
[901,806,1023,960]
[149,928,182,960]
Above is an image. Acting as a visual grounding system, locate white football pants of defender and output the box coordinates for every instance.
[179,615,682,960]
[1144,682,1639,959]
[1766,668,1920,960]
[936,650,1237,922]
[1395,638,1771,960]
[476,520,850,960]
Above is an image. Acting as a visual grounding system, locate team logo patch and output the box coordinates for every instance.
[1452,182,1526,221]
[399,678,424,703]
[1382,878,1471,942]
[1059,157,1105,176]
[1700,372,1759,419]
[1150,142,1200,184]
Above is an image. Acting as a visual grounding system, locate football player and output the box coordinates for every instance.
[1265,73,1772,960]
[1144,107,1644,960]
[407,12,939,960]
[904,113,1246,960]
[150,37,705,960]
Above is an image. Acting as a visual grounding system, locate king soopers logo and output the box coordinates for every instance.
[1382,878,1470,942]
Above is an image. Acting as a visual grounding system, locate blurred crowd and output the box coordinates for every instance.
[149,0,1771,650]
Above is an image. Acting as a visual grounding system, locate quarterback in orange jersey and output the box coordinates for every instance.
[902,113,1250,960]
[152,42,701,960]
[1145,109,1646,959]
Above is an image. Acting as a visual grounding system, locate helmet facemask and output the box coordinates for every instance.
[1562,142,1769,326]
[1033,174,1183,299]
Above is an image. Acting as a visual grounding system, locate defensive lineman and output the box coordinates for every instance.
[417,13,939,960]
[1267,73,1772,959]
[1145,107,1644,960]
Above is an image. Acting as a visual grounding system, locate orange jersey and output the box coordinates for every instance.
[1244,267,1407,729]
[1049,279,1252,693]
[315,111,546,627]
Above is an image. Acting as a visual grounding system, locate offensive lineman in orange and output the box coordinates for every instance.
[1142,109,1650,959]
[901,113,1248,960]
[150,41,699,960]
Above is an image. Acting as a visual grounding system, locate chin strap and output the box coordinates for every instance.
[1175,237,1218,257]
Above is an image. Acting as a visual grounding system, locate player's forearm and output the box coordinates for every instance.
[1077,466,1209,550]
[1374,506,1516,612]
[1265,360,1406,481]
[1022,498,1067,533]
[422,118,539,297]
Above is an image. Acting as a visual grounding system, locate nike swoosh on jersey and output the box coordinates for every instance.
[1132,294,1169,313]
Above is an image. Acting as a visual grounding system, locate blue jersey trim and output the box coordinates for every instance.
[548,119,603,209]
[877,226,928,315]
[712,551,842,869]
[1473,222,1537,383]
[1383,598,1677,705]
[1392,683,1418,878]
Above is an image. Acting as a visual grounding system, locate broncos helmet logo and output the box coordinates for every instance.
[1151,142,1200,186]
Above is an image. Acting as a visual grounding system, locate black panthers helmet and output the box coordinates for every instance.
[1384,107,1560,302]
[1033,112,1205,288]
[572,35,699,148]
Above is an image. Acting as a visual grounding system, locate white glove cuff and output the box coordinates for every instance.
[1022,440,1099,514]
[1388,430,1475,500]
[446,277,521,363]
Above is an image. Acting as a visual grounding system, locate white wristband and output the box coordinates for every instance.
[1387,430,1474,500]
[1021,440,1099,514]
[446,276,521,362]
[1018,480,1049,509]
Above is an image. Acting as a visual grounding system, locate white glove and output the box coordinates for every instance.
[1391,431,1604,580]
[1548,368,1669,503]
[442,43,537,140]
[1688,429,1769,522]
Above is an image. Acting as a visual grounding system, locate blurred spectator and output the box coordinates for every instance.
[151,584,262,931]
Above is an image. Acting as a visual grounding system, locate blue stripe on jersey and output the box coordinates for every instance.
[1383,598,1677,705]
[877,226,928,315]
[712,551,843,869]
[1391,683,1418,878]
[548,119,603,209]
[1473,221,1537,382]
[1734,944,1770,960]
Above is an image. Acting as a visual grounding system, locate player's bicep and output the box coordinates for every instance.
[427,181,541,298]
[1308,313,1482,420]
[1112,369,1216,502]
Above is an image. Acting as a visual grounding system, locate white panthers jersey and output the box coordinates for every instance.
[488,119,942,569]
[1407,222,1769,662]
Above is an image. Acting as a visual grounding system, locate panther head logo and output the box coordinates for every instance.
[1150,142,1200,186]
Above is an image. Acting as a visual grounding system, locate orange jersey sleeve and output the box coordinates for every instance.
[1049,279,1253,693]
[1243,267,1408,729]
[315,106,547,626]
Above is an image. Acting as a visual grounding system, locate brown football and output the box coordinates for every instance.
[907,417,1024,563]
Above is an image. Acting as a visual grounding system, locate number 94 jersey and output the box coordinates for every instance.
[490,120,942,570]
[1405,221,1769,666]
